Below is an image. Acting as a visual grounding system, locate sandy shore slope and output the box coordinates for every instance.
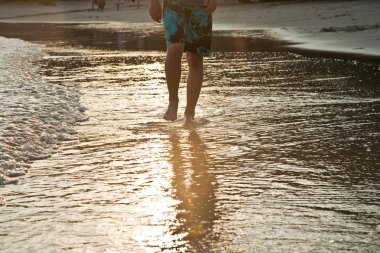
[0,0,379,56]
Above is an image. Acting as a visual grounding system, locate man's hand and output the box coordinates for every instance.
[149,0,162,22]
[204,0,217,14]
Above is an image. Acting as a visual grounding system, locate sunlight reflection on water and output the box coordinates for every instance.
[1,44,379,252]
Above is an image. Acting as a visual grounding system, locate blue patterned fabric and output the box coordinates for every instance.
[163,0,212,56]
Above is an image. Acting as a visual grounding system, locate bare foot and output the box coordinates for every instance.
[163,101,178,121]
[184,109,195,124]
[184,116,194,124]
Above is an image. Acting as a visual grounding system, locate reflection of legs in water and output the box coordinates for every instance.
[168,130,216,251]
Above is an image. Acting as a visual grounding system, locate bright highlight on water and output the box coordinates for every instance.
[0,23,379,253]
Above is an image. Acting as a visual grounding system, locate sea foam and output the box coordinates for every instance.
[0,37,85,187]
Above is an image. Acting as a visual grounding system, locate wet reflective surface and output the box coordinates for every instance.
[1,25,380,252]
[0,23,294,53]
[0,37,85,185]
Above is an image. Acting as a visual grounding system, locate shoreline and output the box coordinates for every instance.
[0,0,379,61]
[1,21,380,64]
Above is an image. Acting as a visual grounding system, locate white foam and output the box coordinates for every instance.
[0,36,86,186]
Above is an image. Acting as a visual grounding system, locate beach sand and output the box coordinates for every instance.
[0,0,379,57]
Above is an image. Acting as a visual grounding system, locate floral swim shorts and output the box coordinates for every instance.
[163,0,213,56]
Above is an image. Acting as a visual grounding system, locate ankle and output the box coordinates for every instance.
[184,108,195,119]
[169,98,179,104]
[164,100,179,121]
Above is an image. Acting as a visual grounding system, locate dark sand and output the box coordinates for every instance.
[1,22,380,63]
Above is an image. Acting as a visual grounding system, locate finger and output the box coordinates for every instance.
[204,4,215,14]
[151,13,161,22]
[203,7,212,14]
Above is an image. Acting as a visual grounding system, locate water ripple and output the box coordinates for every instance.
[1,44,379,252]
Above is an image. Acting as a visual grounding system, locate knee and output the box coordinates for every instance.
[187,52,203,69]
[167,44,184,60]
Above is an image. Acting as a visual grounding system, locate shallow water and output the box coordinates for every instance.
[1,26,380,252]
[0,37,85,185]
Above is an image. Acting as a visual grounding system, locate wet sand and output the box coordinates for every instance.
[0,22,379,63]
[0,22,379,252]
[0,22,292,53]
[0,0,379,57]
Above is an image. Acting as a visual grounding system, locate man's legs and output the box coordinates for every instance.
[164,43,184,121]
[185,51,203,123]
